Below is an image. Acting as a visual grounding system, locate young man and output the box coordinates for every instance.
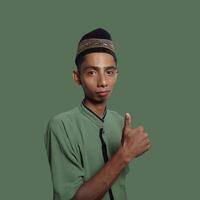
[44,28,151,200]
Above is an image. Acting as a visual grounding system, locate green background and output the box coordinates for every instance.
[1,0,199,199]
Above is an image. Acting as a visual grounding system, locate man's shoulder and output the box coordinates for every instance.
[47,106,81,128]
[52,106,79,120]
[45,107,82,150]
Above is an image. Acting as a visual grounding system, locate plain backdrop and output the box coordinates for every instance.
[0,0,199,199]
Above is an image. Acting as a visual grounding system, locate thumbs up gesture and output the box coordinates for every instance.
[121,113,151,163]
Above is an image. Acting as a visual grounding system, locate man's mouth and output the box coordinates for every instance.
[96,90,111,97]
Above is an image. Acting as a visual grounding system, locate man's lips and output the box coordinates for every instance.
[96,90,111,93]
[96,90,111,96]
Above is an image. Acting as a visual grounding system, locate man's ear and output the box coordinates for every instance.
[114,68,119,80]
[72,70,82,85]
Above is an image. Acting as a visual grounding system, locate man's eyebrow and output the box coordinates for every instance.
[83,65,117,71]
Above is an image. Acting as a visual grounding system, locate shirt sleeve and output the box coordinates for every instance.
[44,118,85,200]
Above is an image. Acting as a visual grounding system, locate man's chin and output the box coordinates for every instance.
[84,96,108,104]
[95,94,112,103]
[93,98,108,104]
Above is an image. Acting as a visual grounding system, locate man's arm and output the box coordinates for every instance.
[72,113,151,200]
[72,147,127,200]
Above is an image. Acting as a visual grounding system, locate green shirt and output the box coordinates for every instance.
[44,101,129,200]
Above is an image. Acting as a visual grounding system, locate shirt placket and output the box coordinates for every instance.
[79,102,115,200]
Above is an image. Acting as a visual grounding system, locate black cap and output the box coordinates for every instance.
[75,28,117,67]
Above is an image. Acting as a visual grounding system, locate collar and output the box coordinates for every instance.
[78,99,107,128]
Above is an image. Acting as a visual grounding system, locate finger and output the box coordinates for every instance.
[146,138,150,144]
[146,143,151,150]
[123,112,132,129]
[138,125,145,132]
[143,132,148,139]
[142,143,151,155]
[143,135,150,146]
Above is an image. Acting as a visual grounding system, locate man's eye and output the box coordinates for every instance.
[88,71,96,75]
[106,70,114,75]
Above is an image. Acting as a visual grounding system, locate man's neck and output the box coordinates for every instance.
[83,98,107,119]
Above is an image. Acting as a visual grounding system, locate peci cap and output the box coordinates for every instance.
[75,28,117,67]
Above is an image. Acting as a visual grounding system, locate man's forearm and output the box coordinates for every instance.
[72,147,130,200]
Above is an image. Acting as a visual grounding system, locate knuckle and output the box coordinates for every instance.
[138,125,144,132]
[147,143,151,149]
[143,132,148,137]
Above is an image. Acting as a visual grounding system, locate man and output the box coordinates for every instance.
[44,28,151,200]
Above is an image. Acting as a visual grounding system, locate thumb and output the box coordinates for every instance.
[123,112,132,129]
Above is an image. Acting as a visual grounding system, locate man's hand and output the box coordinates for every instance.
[121,113,151,163]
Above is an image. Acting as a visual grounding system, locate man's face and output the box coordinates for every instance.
[73,52,118,104]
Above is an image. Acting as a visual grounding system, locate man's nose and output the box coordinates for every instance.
[97,73,108,88]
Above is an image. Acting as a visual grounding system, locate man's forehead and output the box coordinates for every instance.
[82,65,117,70]
[81,53,116,67]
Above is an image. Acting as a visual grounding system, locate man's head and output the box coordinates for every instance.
[73,28,118,104]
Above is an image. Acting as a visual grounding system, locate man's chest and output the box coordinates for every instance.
[76,122,122,179]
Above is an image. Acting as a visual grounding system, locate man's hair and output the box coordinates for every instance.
[76,54,85,71]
